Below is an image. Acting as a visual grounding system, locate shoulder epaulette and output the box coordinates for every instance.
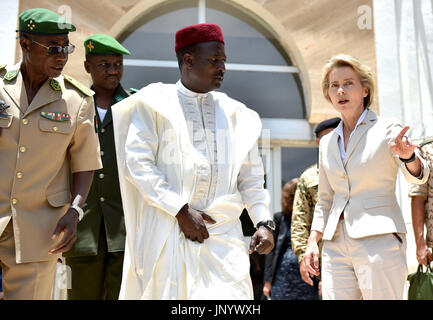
[63,74,94,97]
[0,64,6,70]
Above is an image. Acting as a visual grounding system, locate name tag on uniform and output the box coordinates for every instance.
[40,111,71,122]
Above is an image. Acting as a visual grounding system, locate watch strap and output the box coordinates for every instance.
[70,204,84,221]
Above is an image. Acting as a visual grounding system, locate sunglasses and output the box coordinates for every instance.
[30,39,75,55]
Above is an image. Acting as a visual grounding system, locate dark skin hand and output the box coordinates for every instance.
[49,171,94,254]
[249,226,274,255]
[176,204,216,243]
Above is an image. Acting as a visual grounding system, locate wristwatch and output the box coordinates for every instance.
[256,220,276,231]
[70,204,84,222]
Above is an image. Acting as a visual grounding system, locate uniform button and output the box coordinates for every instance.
[100,128,106,133]
[99,173,105,179]
[100,151,104,156]
[53,126,58,132]
[19,146,26,153]
[12,198,18,205]
[100,197,105,202]
[16,172,23,179]
[22,119,28,125]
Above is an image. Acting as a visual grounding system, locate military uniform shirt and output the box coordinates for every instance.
[0,62,102,263]
[409,141,433,248]
[64,85,130,257]
[291,164,322,263]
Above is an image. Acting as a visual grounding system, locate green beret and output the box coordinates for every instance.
[84,34,130,55]
[19,8,76,35]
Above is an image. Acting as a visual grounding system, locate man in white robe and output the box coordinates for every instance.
[112,23,274,299]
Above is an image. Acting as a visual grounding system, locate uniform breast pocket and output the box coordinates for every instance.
[0,115,13,128]
[39,118,72,134]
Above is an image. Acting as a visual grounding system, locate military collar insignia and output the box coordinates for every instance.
[49,78,62,91]
[63,74,94,97]
[40,111,71,121]
[4,70,18,81]
[0,100,10,119]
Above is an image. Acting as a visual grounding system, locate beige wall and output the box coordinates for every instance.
[18,0,376,123]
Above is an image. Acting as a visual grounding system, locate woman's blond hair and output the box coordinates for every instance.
[321,54,375,109]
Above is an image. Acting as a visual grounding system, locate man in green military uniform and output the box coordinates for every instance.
[291,117,340,291]
[63,34,133,300]
[0,8,102,299]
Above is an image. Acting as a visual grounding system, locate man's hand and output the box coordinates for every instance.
[176,204,216,243]
[249,226,274,254]
[49,208,79,254]
[299,259,314,286]
[304,239,320,278]
[416,240,433,266]
[263,281,272,299]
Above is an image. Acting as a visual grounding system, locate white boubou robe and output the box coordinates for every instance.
[111,82,271,300]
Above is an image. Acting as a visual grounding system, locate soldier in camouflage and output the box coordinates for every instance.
[291,117,340,290]
[409,139,433,266]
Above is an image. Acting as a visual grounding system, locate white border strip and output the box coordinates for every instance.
[124,59,299,73]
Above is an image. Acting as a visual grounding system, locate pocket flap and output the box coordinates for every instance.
[363,196,395,209]
[46,190,71,207]
[0,115,12,128]
[39,118,72,134]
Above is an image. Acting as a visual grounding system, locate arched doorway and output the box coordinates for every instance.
[109,0,318,214]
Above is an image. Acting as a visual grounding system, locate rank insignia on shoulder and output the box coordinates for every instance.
[49,79,62,91]
[4,70,18,81]
[40,111,71,121]
[63,74,94,97]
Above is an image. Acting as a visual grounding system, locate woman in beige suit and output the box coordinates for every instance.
[303,54,429,300]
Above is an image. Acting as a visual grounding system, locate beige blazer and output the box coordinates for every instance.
[311,110,429,240]
[0,63,102,263]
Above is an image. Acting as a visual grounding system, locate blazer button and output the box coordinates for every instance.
[12,198,18,205]
[22,119,28,125]
[100,197,105,202]
[99,173,105,179]
[100,128,105,133]
[19,146,26,153]
[16,172,23,179]
[100,151,104,156]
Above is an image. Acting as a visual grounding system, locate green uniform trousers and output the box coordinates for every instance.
[65,221,124,300]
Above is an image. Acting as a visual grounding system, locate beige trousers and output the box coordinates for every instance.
[321,219,407,300]
[0,221,58,300]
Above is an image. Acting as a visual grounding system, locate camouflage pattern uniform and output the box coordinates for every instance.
[408,140,433,248]
[291,164,323,262]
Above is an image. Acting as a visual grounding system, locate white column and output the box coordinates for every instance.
[0,0,19,66]
[373,0,403,120]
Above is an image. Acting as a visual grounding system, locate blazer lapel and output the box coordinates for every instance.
[328,130,345,170]
[343,110,377,166]
[3,72,29,114]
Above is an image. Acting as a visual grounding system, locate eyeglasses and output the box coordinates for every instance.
[30,39,75,55]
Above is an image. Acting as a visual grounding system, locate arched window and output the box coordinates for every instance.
[115,0,317,213]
